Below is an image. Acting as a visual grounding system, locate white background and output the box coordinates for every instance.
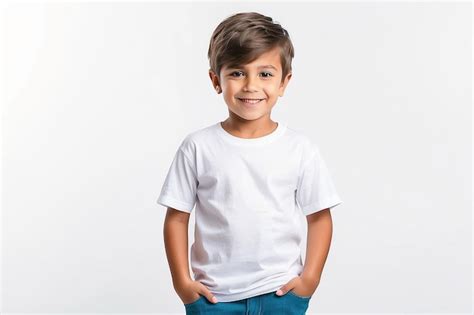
[1,1,472,314]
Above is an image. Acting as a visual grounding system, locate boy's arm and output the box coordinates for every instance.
[163,207,192,287]
[163,207,219,304]
[300,208,333,286]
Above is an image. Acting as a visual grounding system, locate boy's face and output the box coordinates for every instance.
[209,47,292,122]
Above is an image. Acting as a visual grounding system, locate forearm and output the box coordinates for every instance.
[163,209,192,287]
[301,208,333,283]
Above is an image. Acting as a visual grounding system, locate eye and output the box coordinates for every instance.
[229,71,274,78]
[230,71,244,77]
[260,72,273,78]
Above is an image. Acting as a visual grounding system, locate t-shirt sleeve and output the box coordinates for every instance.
[296,146,343,216]
[156,140,198,213]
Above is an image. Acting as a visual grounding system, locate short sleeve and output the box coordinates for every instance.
[296,147,343,216]
[156,142,198,213]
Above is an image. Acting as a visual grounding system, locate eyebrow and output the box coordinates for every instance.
[228,65,278,71]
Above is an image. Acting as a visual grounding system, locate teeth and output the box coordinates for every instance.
[239,98,262,104]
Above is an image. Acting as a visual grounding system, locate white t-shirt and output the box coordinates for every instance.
[157,121,343,302]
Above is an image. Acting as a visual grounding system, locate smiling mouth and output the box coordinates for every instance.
[237,98,265,104]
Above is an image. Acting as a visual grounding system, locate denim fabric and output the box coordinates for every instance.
[184,290,311,315]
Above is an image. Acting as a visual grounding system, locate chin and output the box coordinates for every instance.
[233,111,266,121]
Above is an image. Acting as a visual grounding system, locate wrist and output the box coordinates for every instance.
[300,271,321,284]
[173,275,193,288]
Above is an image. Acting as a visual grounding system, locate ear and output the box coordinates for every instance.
[209,69,221,91]
[279,72,292,97]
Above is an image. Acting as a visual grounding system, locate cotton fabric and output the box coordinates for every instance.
[157,121,342,302]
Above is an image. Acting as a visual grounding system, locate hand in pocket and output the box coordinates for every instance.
[176,279,219,304]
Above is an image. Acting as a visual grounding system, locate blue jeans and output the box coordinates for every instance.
[184,290,312,315]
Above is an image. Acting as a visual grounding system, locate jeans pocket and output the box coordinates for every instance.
[287,290,312,300]
[184,295,203,306]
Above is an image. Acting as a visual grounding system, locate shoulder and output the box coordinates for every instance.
[177,122,218,157]
[284,124,321,158]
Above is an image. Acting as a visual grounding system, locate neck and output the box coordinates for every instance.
[222,114,278,139]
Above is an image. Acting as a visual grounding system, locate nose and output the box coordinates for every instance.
[243,75,259,92]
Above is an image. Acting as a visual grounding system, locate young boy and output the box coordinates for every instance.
[157,12,342,314]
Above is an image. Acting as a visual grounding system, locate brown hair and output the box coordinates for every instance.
[208,12,295,84]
